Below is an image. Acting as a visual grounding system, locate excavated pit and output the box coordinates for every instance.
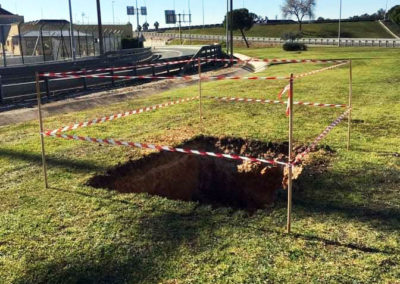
[88,136,303,210]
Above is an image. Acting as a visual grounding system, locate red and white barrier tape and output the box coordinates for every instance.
[45,96,199,135]
[40,73,290,81]
[295,62,348,79]
[205,96,347,109]
[294,108,352,164]
[44,132,289,167]
[45,58,348,76]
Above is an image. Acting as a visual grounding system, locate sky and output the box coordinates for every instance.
[2,0,400,28]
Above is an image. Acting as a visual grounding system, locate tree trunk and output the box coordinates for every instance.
[298,21,302,31]
[240,29,250,48]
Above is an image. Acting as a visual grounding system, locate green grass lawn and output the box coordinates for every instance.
[170,21,394,38]
[0,47,399,283]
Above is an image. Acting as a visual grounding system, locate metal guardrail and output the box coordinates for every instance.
[0,45,223,108]
[142,32,400,48]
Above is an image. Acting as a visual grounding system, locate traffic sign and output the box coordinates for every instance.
[127,6,134,15]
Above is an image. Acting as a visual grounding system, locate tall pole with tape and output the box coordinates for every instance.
[338,0,342,47]
[96,0,104,55]
[287,73,294,234]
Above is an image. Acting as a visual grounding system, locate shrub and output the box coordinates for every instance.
[121,38,143,49]
[283,42,307,51]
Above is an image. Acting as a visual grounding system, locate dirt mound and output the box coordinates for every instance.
[88,136,301,210]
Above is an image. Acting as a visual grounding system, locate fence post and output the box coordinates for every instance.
[35,72,49,189]
[0,75,3,104]
[82,68,87,90]
[287,73,294,234]
[110,68,115,87]
[347,60,352,151]
[198,58,203,126]
[44,77,50,101]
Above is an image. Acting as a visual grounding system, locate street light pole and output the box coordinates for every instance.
[338,0,342,47]
[96,0,104,55]
[384,0,389,21]
[226,0,229,54]
[112,1,115,25]
[136,0,140,33]
[230,0,233,59]
[68,0,76,61]
[202,0,205,28]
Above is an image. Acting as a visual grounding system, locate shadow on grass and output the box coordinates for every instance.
[14,207,216,283]
[294,161,400,231]
[0,147,106,172]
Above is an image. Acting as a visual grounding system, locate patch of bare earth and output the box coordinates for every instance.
[88,136,330,210]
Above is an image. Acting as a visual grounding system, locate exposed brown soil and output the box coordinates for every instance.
[88,136,308,210]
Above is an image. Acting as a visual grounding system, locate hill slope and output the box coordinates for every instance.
[172,21,394,38]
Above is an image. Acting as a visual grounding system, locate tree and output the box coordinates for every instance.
[137,25,142,32]
[377,9,386,20]
[154,21,160,31]
[281,0,316,31]
[388,5,400,24]
[142,22,149,31]
[223,8,254,48]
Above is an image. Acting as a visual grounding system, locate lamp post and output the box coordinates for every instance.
[96,0,104,55]
[112,1,115,25]
[202,0,205,28]
[338,0,342,47]
[136,0,140,32]
[68,0,76,61]
[384,0,389,21]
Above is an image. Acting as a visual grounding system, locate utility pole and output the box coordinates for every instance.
[384,0,389,21]
[96,0,104,55]
[68,0,76,61]
[202,0,205,28]
[112,1,115,25]
[229,0,233,59]
[136,0,140,32]
[188,0,192,44]
[226,0,229,54]
[338,0,342,47]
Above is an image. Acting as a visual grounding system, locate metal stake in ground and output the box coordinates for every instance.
[347,59,353,151]
[198,58,203,127]
[36,72,49,189]
[287,73,294,234]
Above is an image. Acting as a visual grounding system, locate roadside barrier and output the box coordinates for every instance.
[45,57,348,76]
[36,57,354,234]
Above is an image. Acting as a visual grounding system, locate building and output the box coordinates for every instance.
[0,5,24,24]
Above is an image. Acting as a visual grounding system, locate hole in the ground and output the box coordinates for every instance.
[88,136,306,210]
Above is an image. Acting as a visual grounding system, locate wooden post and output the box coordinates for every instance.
[110,68,115,87]
[198,58,203,125]
[347,60,352,151]
[287,74,294,234]
[36,72,49,189]
[82,68,88,90]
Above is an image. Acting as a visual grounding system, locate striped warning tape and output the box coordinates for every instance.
[295,62,348,79]
[45,96,199,135]
[205,96,347,108]
[45,58,348,76]
[40,73,290,81]
[44,132,289,167]
[293,108,352,165]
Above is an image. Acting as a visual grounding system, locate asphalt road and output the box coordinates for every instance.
[152,46,202,59]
